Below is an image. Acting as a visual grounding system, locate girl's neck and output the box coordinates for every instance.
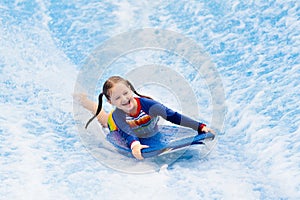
[128,98,138,116]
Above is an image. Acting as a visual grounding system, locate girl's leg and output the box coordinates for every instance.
[73,93,109,127]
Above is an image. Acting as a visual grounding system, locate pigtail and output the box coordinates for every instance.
[85,93,104,129]
[133,90,153,100]
[126,80,153,99]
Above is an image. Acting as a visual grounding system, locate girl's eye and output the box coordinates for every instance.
[115,96,120,100]
[124,91,128,95]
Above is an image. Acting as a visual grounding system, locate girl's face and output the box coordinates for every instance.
[108,82,136,114]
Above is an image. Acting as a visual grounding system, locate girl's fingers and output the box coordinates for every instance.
[132,145,149,160]
[133,151,143,160]
[141,145,149,149]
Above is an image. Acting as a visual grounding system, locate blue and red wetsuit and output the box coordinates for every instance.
[107,97,206,149]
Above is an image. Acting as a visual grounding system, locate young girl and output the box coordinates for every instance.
[75,76,214,160]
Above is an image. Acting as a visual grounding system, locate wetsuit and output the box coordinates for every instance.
[107,97,206,149]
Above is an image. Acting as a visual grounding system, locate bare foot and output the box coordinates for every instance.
[73,93,108,128]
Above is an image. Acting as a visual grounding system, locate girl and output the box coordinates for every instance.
[76,76,214,160]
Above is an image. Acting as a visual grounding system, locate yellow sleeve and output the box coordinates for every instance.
[107,111,118,131]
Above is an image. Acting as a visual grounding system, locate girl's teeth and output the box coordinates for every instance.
[123,100,130,106]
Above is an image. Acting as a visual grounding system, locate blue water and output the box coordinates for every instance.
[1,0,299,199]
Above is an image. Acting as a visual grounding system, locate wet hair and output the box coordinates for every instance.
[85,76,152,129]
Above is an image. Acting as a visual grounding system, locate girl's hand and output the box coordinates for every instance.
[201,126,216,135]
[131,143,149,160]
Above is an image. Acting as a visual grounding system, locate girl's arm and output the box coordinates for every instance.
[112,109,149,160]
[140,98,208,133]
[118,129,148,160]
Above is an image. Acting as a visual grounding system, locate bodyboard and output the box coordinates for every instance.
[106,125,215,158]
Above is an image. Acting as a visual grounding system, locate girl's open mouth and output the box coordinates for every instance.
[122,100,130,106]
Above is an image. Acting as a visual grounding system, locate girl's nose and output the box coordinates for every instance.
[121,95,127,102]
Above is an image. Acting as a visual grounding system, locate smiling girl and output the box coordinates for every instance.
[75,76,214,160]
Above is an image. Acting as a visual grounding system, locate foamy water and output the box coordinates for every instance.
[1,0,299,199]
